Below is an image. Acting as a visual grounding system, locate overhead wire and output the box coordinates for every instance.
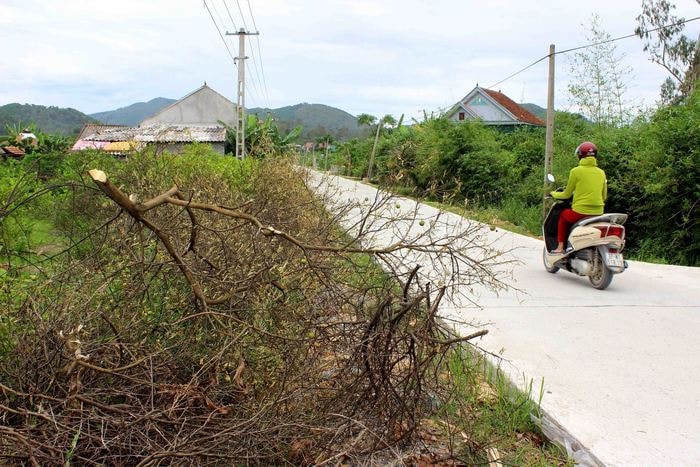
[487,15,700,90]
[220,0,263,107]
[245,36,267,108]
[234,0,269,108]
[210,0,232,42]
[247,0,271,107]
[222,0,238,31]
[234,0,268,108]
[204,0,271,109]
[247,53,265,105]
[203,0,237,64]
[235,0,249,30]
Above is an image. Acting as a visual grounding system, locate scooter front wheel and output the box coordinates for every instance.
[542,247,559,274]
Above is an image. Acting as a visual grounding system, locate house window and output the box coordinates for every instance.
[458,112,465,121]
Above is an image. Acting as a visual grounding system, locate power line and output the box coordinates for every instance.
[221,0,238,31]
[219,0,263,106]
[228,0,268,108]
[235,0,249,31]
[247,0,271,106]
[488,56,548,90]
[203,0,236,64]
[487,15,700,90]
[246,37,266,105]
[232,0,265,106]
[210,0,231,41]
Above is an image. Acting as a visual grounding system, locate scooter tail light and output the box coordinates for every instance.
[594,225,625,239]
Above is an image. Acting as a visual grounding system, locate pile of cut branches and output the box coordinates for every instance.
[1,156,507,465]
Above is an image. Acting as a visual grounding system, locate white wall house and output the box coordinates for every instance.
[140,84,237,127]
[446,86,544,127]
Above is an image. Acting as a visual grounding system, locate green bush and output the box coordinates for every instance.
[335,100,698,266]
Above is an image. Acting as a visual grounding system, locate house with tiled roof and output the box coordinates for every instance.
[446,86,545,127]
[1,145,25,159]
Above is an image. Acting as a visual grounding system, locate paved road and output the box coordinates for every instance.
[309,172,700,467]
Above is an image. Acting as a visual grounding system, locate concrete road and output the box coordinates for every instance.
[308,172,700,467]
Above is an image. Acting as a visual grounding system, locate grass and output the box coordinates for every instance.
[420,198,542,239]
[437,348,572,465]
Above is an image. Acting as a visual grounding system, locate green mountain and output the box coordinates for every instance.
[90,99,361,141]
[521,103,547,120]
[90,97,177,126]
[0,103,97,136]
[249,103,364,141]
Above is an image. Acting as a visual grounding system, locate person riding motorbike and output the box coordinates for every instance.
[549,141,607,254]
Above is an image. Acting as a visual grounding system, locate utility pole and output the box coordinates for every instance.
[543,44,555,219]
[226,28,259,159]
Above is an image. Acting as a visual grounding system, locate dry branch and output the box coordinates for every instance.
[2,162,507,465]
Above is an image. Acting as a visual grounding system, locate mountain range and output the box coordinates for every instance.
[521,103,547,121]
[1,99,548,140]
[0,103,99,136]
[89,97,176,126]
[248,103,364,140]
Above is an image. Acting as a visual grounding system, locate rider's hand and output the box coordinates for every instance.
[549,191,557,198]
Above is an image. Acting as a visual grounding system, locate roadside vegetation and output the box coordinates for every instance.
[315,87,699,268]
[0,136,570,464]
[313,94,699,267]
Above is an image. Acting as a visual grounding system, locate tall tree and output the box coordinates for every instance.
[567,13,634,126]
[316,134,335,171]
[636,0,700,103]
[357,113,376,178]
[366,115,396,181]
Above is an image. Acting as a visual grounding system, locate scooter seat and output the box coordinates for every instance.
[573,213,627,229]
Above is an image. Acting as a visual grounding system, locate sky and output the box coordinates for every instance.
[1,0,699,122]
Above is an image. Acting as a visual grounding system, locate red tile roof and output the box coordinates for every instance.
[1,145,25,157]
[483,89,545,126]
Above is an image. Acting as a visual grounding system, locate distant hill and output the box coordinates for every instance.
[89,99,361,141]
[90,97,177,126]
[521,103,547,121]
[249,103,363,141]
[0,103,97,136]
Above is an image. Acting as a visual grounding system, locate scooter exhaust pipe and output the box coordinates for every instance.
[570,258,591,276]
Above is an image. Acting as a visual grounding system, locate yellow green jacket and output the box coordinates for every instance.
[551,157,607,215]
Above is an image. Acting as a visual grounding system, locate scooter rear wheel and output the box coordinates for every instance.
[589,249,613,289]
[542,247,559,274]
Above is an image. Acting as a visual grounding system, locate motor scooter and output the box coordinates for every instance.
[543,176,628,289]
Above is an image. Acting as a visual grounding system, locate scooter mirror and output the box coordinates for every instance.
[546,174,555,183]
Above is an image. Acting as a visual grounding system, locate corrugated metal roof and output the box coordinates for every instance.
[104,141,141,152]
[77,124,127,140]
[72,140,110,151]
[83,125,226,143]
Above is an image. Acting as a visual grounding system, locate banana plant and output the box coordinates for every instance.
[220,115,302,158]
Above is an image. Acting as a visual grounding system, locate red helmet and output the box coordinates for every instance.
[575,141,597,158]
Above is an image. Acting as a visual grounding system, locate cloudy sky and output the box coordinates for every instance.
[1,0,699,121]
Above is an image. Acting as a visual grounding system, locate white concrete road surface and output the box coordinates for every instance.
[308,172,700,467]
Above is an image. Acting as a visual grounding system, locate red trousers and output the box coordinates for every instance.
[558,209,589,243]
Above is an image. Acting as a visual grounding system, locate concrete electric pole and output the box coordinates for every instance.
[543,44,555,219]
[226,28,259,159]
